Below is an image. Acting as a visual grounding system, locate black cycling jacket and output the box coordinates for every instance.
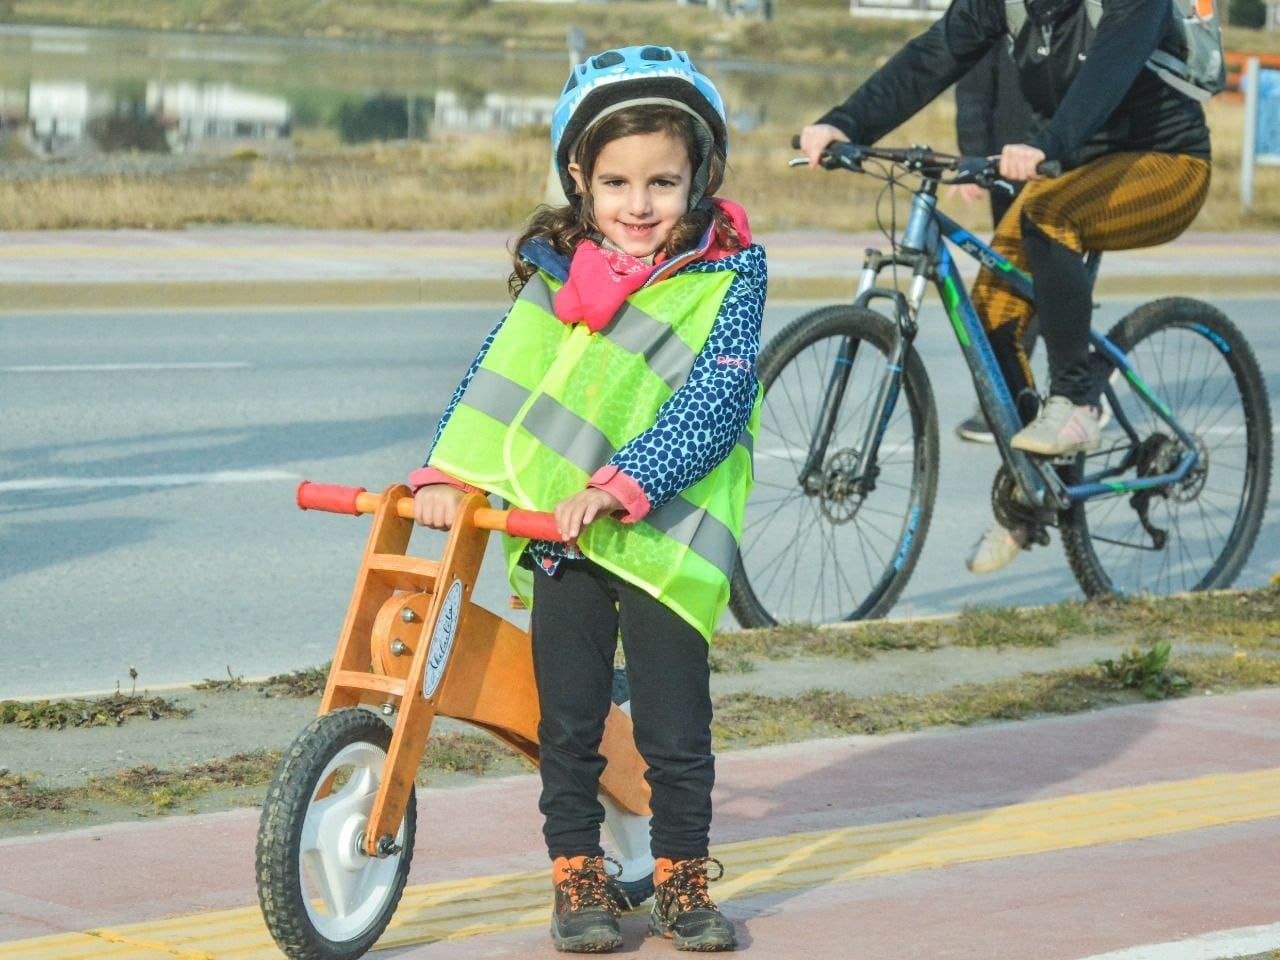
[955,45,1035,156]
[817,0,1210,169]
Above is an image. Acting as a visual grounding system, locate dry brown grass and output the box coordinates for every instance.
[1,88,1276,232]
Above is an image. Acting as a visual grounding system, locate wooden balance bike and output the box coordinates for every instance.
[255,481,654,960]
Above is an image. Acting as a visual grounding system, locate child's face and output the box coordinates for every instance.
[569,130,693,260]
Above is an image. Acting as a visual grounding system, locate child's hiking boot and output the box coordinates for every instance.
[647,857,737,952]
[550,855,626,953]
[1011,395,1102,456]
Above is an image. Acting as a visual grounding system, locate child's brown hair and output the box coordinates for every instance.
[509,104,741,297]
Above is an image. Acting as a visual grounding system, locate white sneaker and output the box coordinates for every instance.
[965,521,1030,575]
[1011,395,1102,456]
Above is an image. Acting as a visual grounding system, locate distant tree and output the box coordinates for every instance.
[1230,0,1267,28]
[91,113,170,153]
[337,96,409,143]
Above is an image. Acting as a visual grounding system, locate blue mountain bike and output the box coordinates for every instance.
[730,142,1272,627]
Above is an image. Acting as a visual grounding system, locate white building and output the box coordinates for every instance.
[27,81,113,152]
[146,81,291,153]
[432,90,557,132]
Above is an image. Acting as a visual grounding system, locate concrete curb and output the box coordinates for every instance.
[4,272,1279,311]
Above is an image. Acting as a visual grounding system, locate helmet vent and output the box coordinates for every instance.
[592,50,625,69]
[640,46,673,61]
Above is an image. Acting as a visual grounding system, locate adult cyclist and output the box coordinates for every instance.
[798,0,1211,575]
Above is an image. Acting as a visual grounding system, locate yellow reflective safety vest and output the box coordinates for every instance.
[429,268,759,641]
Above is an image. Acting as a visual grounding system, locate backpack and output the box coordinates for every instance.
[1005,0,1227,102]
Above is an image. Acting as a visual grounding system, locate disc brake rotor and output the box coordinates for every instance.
[818,448,866,523]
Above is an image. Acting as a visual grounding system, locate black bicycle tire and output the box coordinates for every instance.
[257,708,417,960]
[730,304,939,626]
[1061,297,1272,597]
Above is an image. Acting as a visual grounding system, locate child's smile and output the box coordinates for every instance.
[571,130,693,261]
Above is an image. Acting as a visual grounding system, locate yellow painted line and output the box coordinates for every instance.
[4,767,1279,959]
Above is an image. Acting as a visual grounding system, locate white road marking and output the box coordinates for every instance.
[2,362,250,372]
[0,469,298,493]
[1075,921,1280,960]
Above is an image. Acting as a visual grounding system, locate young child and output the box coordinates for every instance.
[409,45,766,953]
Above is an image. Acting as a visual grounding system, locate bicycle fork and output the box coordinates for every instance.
[797,250,920,500]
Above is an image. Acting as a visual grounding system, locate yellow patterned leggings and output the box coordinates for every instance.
[970,151,1211,404]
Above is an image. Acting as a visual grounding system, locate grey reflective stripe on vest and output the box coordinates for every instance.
[524,271,698,392]
[522,273,557,315]
[523,394,616,475]
[603,300,698,392]
[462,367,754,472]
[462,367,530,426]
[646,496,739,582]
[462,370,742,577]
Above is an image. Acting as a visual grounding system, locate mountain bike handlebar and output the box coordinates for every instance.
[789,137,1061,183]
[296,480,565,542]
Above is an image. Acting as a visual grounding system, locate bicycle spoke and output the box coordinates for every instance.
[732,308,937,626]
[1065,306,1269,600]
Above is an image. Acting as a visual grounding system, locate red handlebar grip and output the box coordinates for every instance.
[296,481,368,515]
[504,508,566,542]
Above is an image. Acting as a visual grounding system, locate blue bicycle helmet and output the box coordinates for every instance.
[551,45,728,205]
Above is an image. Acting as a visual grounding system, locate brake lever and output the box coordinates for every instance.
[786,150,863,172]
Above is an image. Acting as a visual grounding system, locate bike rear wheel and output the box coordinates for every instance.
[1061,298,1272,597]
[730,305,938,626]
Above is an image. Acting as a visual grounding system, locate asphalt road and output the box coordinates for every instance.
[2,296,1276,699]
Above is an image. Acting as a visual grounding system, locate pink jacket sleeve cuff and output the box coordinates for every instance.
[588,465,650,523]
[408,466,483,495]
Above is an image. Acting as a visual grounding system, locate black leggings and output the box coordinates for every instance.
[531,558,714,862]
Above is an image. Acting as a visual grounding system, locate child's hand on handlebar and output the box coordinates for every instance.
[413,483,466,530]
[554,488,624,544]
[797,124,850,168]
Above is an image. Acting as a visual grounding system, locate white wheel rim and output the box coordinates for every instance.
[299,739,407,942]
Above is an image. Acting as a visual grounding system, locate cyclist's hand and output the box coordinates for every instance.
[998,143,1047,182]
[413,483,465,530]
[554,488,623,544]
[798,124,849,169]
[947,182,987,205]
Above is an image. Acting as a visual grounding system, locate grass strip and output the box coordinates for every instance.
[194,663,330,698]
[0,730,519,821]
[711,651,1280,749]
[711,587,1280,664]
[5,650,1276,822]
[0,769,70,818]
[0,692,191,730]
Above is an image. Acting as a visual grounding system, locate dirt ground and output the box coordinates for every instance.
[0,627,1239,839]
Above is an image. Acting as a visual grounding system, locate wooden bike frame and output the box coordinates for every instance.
[297,482,652,858]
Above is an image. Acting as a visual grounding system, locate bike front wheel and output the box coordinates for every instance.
[1061,298,1273,597]
[257,708,416,960]
[731,305,939,627]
